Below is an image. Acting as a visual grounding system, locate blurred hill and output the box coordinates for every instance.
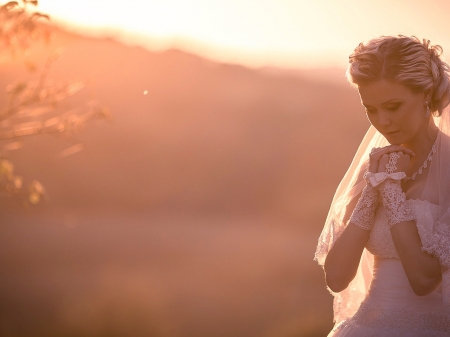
[0,26,372,337]
[0,27,369,229]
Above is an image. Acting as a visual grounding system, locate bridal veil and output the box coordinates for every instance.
[315,107,450,324]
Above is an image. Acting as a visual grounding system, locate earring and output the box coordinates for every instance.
[425,101,430,118]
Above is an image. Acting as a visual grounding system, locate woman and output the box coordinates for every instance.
[315,35,450,336]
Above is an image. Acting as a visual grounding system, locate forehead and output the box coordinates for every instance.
[358,79,419,105]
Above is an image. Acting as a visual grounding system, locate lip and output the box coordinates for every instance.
[386,130,400,135]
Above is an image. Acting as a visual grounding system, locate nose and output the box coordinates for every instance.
[377,111,391,126]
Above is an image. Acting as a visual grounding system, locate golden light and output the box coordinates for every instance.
[34,1,450,68]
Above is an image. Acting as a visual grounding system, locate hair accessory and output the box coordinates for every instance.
[386,152,400,174]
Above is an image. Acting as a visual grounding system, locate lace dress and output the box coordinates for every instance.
[329,199,450,336]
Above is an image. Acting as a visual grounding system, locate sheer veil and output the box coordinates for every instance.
[315,106,450,324]
[422,106,450,315]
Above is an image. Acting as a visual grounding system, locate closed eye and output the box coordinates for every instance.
[386,103,401,111]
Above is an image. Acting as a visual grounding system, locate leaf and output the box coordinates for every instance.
[66,80,84,95]
[13,176,22,189]
[19,106,52,118]
[29,179,45,195]
[2,1,19,10]
[0,159,14,179]
[60,143,84,157]
[96,107,113,121]
[31,12,50,20]
[43,117,59,128]
[39,88,48,99]
[29,191,40,204]
[3,141,23,151]
[24,60,37,72]
[14,121,43,136]
[8,81,27,95]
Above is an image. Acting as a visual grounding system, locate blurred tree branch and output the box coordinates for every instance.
[0,0,110,205]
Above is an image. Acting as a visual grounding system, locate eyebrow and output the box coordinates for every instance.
[362,99,402,107]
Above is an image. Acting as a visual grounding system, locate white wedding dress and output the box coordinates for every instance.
[329,199,450,336]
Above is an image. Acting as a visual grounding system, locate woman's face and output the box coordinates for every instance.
[358,79,429,146]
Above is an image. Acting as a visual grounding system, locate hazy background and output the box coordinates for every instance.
[0,1,446,336]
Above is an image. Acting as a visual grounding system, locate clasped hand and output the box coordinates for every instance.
[368,145,414,174]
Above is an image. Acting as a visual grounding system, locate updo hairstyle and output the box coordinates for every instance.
[346,35,450,116]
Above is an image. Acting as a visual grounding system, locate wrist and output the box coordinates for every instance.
[364,171,406,188]
[381,178,402,188]
[379,179,415,229]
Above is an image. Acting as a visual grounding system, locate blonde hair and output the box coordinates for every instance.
[346,35,450,116]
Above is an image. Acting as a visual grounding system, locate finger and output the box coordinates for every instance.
[386,152,409,173]
[370,146,415,160]
[377,146,414,156]
[373,145,414,155]
[377,154,389,172]
[399,152,410,159]
[368,147,381,173]
[368,158,378,173]
[370,147,380,154]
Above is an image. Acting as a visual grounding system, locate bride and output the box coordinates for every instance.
[315,35,450,336]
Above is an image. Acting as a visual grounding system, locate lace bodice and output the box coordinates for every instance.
[366,199,439,258]
[328,199,450,336]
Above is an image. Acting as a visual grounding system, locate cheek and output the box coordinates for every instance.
[400,108,423,131]
[397,120,424,142]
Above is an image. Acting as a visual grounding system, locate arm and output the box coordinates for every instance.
[391,223,442,295]
[324,146,415,293]
[380,180,442,295]
[324,223,370,292]
[324,183,376,292]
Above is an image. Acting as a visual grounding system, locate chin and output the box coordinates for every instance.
[384,136,398,145]
[383,133,405,146]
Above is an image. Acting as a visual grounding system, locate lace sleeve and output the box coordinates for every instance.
[379,180,415,228]
[349,184,379,230]
[420,221,450,268]
[413,202,450,268]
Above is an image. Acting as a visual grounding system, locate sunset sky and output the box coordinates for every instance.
[38,0,450,68]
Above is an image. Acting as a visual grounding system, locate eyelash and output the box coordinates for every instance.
[364,104,400,114]
[387,104,400,111]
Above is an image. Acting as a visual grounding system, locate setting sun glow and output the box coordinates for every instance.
[33,1,450,68]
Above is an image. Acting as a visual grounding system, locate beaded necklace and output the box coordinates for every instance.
[403,139,437,183]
